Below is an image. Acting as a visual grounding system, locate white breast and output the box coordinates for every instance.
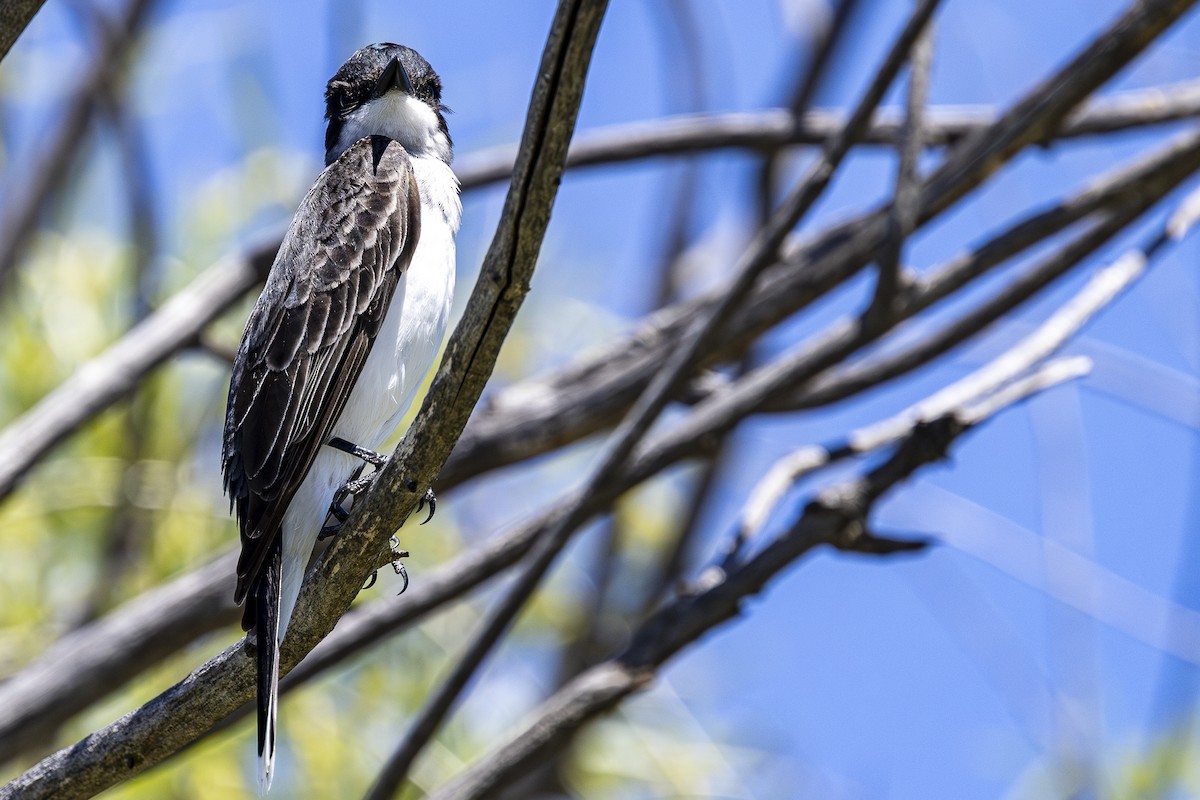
[277,151,459,636]
[332,153,460,447]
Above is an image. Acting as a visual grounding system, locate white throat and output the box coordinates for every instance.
[327,91,452,165]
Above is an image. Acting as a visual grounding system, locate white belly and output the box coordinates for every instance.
[276,162,458,636]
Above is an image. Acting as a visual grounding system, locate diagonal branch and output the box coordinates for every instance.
[867,18,933,323]
[739,181,1200,539]
[0,240,276,499]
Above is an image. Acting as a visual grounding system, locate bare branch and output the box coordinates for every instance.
[455,80,1200,185]
[757,0,865,220]
[738,181,1200,539]
[769,128,1200,411]
[867,19,933,323]
[0,554,238,758]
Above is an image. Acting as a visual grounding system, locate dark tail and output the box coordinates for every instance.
[255,537,282,795]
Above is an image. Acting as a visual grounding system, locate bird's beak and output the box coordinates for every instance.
[373,56,414,99]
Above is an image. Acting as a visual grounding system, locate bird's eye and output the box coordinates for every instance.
[327,85,355,117]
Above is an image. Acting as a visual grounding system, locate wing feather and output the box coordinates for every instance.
[222,135,422,613]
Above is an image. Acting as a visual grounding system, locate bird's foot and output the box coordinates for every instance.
[327,436,388,466]
[417,486,436,525]
[317,461,380,540]
[318,492,352,540]
[389,535,410,594]
[362,535,410,594]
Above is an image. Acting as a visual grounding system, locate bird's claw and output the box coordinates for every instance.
[389,535,410,595]
[416,487,436,525]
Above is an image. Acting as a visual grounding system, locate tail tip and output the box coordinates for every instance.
[258,750,275,796]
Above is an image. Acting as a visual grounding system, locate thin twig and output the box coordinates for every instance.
[757,0,865,220]
[455,81,1200,187]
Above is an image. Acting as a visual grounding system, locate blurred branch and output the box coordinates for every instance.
[768,139,1200,412]
[428,364,1082,800]
[866,19,933,324]
[456,80,1200,186]
[71,31,163,626]
[0,0,47,62]
[0,552,237,759]
[0,1,609,796]
[645,0,707,308]
[0,0,155,290]
[757,0,864,220]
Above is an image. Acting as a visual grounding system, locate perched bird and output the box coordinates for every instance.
[221,43,460,793]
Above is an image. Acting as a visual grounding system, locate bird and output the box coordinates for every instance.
[221,43,460,794]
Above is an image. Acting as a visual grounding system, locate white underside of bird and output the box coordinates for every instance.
[277,151,460,640]
[260,106,460,791]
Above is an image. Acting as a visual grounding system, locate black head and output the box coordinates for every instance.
[323,43,452,165]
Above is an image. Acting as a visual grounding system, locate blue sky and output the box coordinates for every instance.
[6,0,1200,797]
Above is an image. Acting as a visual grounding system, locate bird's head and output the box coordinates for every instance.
[323,43,451,166]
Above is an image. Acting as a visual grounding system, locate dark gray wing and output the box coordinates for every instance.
[222,136,421,622]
